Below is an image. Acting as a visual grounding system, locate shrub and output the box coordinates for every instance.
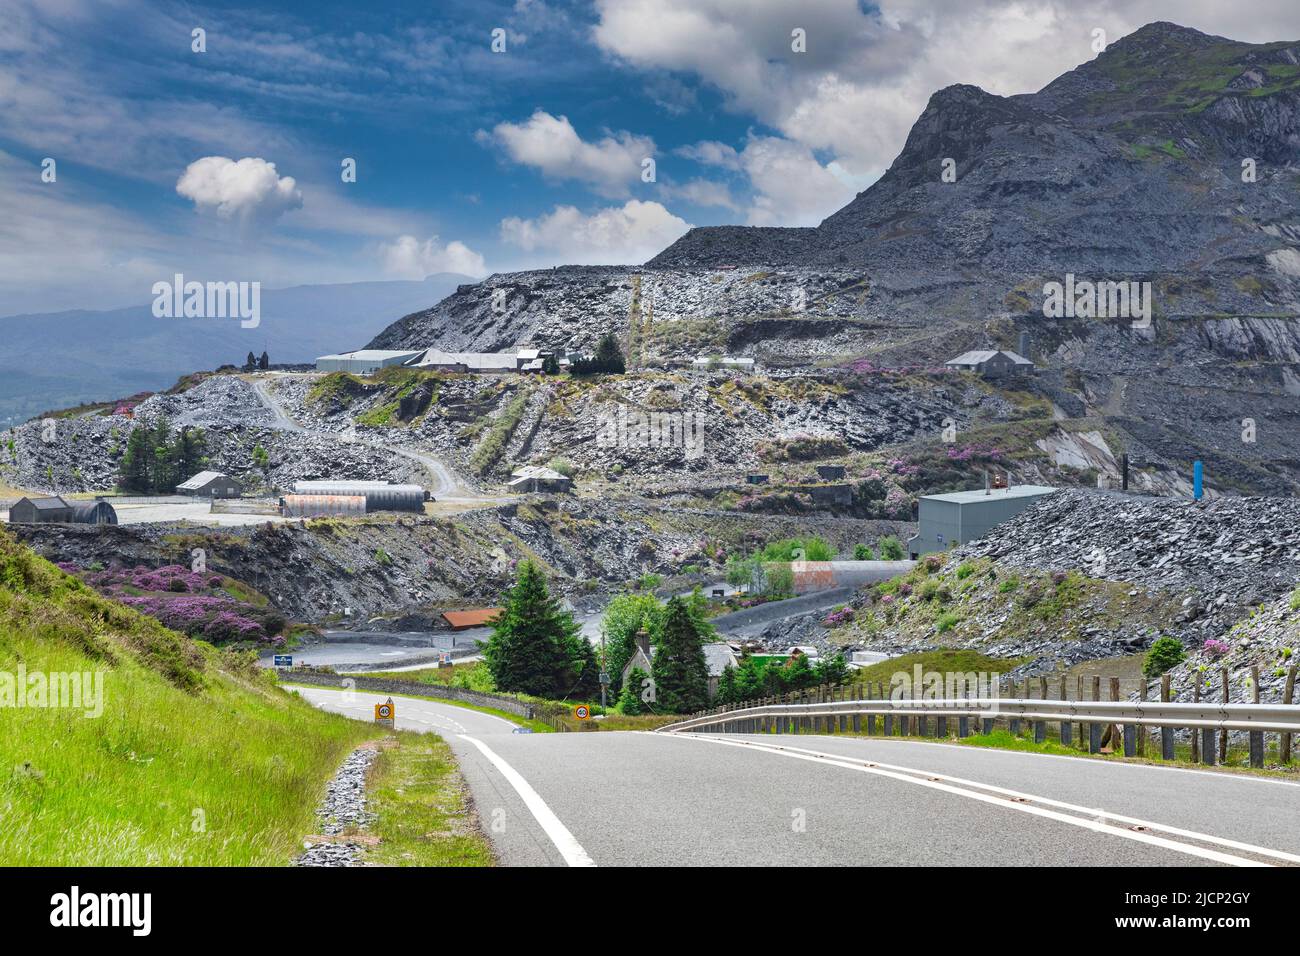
[1144,636,1187,678]
[956,562,976,580]
[919,580,939,602]
[998,577,1019,594]
[853,544,875,560]
[936,612,960,633]
[878,536,905,560]
[1203,637,1230,658]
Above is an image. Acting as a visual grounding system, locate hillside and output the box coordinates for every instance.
[0,274,472,428]
[0,525,376,865]
[364,22,1300,498]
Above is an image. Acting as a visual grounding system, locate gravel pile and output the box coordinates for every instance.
[296,746,378,867]
[956,489,1300,643]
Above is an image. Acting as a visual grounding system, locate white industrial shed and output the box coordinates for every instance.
[906,485,1056,558]
[315,350,424,375]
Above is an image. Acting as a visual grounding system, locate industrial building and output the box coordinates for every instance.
[314,350,425,375]
[7,496,118,525]
[177,470,242,498]
[279,494,367,518]
[944,349,1035,379]
[508,466,573,494]
[906,485,1056,558]
[290,481,426,512]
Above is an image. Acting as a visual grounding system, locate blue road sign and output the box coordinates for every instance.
[274,655,293,668]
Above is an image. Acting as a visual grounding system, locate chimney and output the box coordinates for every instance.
[635,627,651,658]
[1017,330,1031,359]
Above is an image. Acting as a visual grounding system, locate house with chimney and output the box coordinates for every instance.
[620,628,740,699]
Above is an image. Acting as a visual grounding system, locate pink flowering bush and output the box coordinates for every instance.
[1203,638,1230,658]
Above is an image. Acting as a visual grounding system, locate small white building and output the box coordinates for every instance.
[315,349,424,375]
[692,355,755,370]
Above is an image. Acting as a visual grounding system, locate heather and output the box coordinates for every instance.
[57,562,287,646]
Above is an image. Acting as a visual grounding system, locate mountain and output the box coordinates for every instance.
[366,22,1300,496]
[0,273,473,426]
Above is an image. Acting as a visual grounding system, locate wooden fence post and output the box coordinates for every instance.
[1282,666,1296,765]
[1161,674,1175,761]
[1009,676,1022,737]
[1089,676,1102,753]
[1077,675,1085,748]
[1249,665,1264,769]
[1059,675,1072,746]
[1136,679,1147,757]
[1192,678,1201,763]
[1034,676,1047,743]
[1219,666,1230,764]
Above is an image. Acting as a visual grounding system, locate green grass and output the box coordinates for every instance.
[849,650,1030,689]
[0,527,377,865]
[958,728,1080,756]
[355,401,399,427]
[363,734,494,866]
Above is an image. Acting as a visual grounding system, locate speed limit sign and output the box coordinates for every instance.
[573,705,591,720]
[375,698,396,727]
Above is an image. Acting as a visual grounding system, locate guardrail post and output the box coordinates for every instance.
[936,713,947,738]
[839,685,848,733]
[1076,675,1086,749]
[1160,674,1175,761]
[851,684,862,734]
[1201,726,1217,765]
[1283,666,1297,765]
[1059,676,1071,746]
[1136,679,1147,756]
[982,679,995,735]
[1249,665,1264,769]
[958,715,969,737]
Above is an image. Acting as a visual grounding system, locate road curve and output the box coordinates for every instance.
[293,687,1300,867]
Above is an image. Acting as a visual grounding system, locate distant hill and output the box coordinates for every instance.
[0,273,473,425]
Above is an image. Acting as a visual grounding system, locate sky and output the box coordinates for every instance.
[1,0,1298,315]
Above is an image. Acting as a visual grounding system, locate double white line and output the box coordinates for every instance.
[667,733,1300,867]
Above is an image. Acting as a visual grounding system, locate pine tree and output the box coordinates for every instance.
[593,331,626,374]
[618,666,650,715]
[118,426,154,492]
[651,596,710,713]
[258,351,269,370]
[484,560,581,697]
[246,351,257,370]
[717,663,737,704]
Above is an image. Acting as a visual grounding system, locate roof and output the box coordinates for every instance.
[414,348,519,370]
[316,349,424,362]
[442,608,503,629]
[18,496,70,511]
[621,642,739,680]
[946,349,1033,366]
[921,484,1057,505]
[177,470,230,489]
[692,356,754,366]
[510,465,571,481]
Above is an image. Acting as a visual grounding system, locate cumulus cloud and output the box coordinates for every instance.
[595,0,1300,179]
[736,136,858,226]
[176,156,303,223]
[499,200,690,264]
[379,235,487,278]
[478,110,655,197]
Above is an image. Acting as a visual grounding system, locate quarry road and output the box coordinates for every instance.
[292,687,1300,867]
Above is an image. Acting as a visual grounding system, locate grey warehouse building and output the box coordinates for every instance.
[314,350,424,375]
[906,485,1056,558]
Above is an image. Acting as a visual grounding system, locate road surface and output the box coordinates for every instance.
[294,687,1300,867]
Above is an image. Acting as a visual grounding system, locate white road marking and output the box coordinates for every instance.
[667,733,1277,867]
[458,734,596,867]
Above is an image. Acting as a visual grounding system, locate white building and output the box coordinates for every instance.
[315,349,424,375]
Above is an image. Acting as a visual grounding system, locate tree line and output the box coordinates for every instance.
[118,416,209,493]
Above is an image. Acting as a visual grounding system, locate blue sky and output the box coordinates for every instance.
[1,0,1297,314]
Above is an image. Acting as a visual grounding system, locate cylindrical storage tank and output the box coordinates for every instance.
[279,494,367,518]
[357,486,426,513]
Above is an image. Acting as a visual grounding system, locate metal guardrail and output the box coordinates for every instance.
[659,697,1300,735]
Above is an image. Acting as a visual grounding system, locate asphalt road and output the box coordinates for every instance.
[294,687,1300,867]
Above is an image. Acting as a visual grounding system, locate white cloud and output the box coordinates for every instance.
[660,178,741,211]
[737,136,858,226]
[479,110,655,197]
[176,157,303,223]
[594,0,1300,179]
[379,235,487,278]
[499,200,690,264]
[675,140,742,171]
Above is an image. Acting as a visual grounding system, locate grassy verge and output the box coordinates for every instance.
[0,528,376,865]
[849,649,1031,687]
[362,733,494,866]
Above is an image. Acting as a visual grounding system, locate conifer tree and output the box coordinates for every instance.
[484,560,581,697]
[651,596,710,713]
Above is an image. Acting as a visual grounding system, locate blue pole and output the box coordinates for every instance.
[1193,460,1203,500]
